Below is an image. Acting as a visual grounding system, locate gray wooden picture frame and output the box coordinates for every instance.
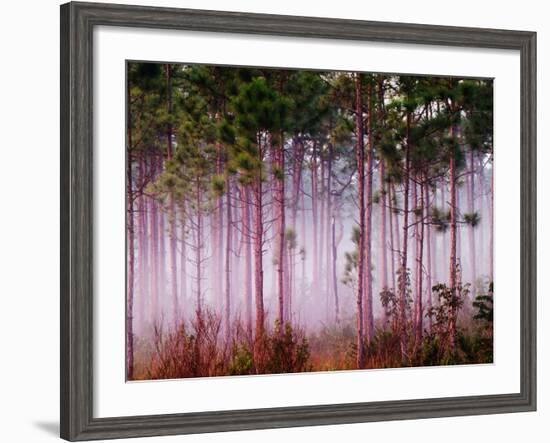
[60,1,537,441]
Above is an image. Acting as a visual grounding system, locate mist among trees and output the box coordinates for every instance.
[126,62,494,380]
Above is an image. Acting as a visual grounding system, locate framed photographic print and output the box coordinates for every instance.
[60,1,537,440]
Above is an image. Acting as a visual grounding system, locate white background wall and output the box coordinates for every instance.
[0,1,546,442]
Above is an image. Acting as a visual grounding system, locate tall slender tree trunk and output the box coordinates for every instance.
[326,143,333,322]
[424,180,433,333]
[291,138,304,229]
[285,244,292,322]
[137,155,149,335]
[158,164,166,321]
[215,145,224,312]
[440,180,449,283]
[291,138,305,311]
[449,118,459,350]
[165,64,179,326]
[179,205,187,316]
[300,191,307,297]
[413,180,419,329]
[432,187,438,287]
[319,155,326,316]
[149,155,159,325]
[209,210,217,308]
[467,150,477,292]
[311,142,319,301]
[354,73,366,369]
[292,253,296,320]
[392,183,402,281]
[195,183,203,318]
[388,182,397,293]
[415,176,425,345]
[331,214,340,323]
[242,185,253,341]
[218,169,224,313]
[253,135,265,370]
[489,163,494,280]
[225,175,232,343]
[377,79,389,327]
[364,81,375,343]
[399,111,412,361]
[380,160,388,289]
[276,135,286,327]
[231,189,240,324]
[457,186,463,288]
[380,161,389,328]
[126,111,135,380]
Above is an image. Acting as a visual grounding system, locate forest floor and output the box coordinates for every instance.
[131,309,493,381]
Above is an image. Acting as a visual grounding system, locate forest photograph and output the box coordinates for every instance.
[126,62,494,381]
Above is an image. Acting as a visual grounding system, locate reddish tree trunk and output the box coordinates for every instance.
[379,160,389,328]
[209,211,218,309]
[179,205,187,314]
[364,81,375,343]
[253,135,265,368]
[158,167,166,320]
[126,113,135,379]
[431,187,438,287]
[276,135,286,327]
[392,183,402,285]
[379,172,388,290]
[354,73,366,369]
[225,175,232,343]
[311,142,319,301]
[490,163,494,280]
[331,214,340,323]
[216,146,224,312]
[412,180,421,334]
[399,111,412,361]
[300,191,307,297]
[440,180,449,283]
[242,185,253,340]
[425,180,433,333]
[291,138,305,308]
[165,65,179,326]
[326,143,333,322]
[232,185,240,323]
[291,138,305,229]
[467,150,477,291]
[388,182,396,293]
[378,80,389,327]
[449,121,458,349]
[137,155,149,335]
[149,155,159,325]
[319,154,326,314]
[195,183,203,317]
[415,176,425,344]
[456,185,463,288]
[285,243,292,322]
